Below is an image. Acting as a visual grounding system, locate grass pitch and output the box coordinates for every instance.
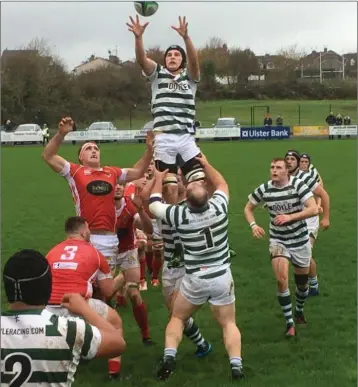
[1,139,356,387]
[112,99,357,129]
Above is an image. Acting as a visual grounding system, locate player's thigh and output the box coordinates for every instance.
[153,133,179,166]
[178,133,201,163]
[118,249,140,273]
[210,302,236,328]
[179,273,209,307]
[291,243,311,273]
[270,244,291,280]
[123,266,140,284]
[172,289,201,321]
[88,298,109,320]
[207,269,236,307]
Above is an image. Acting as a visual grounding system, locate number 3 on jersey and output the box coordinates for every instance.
[60,246,78,260]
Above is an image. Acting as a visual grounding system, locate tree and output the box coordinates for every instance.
[146,46,164,65]
[226,48,259,84]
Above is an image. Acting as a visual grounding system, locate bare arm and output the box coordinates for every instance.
[312,184,330,221]
[244,200,266,238]
[183,36,200,81]
[127,15,156,76]
[172,17,200,81]
[135,36,157,76]
[244,201,257,226]
[289,197,318,222]
[62,294,126,358]
[42,117,74,173]
[199,155,229,197]
[42,132,68,173]
[134,209,153,235]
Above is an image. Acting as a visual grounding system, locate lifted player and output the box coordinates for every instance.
[127,15,205,204]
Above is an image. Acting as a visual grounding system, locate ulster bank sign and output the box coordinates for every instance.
[240,126,290,140]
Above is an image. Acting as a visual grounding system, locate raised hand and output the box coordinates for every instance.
[58,117,74,135]
[127,15,149,38]
[171,16,189,39]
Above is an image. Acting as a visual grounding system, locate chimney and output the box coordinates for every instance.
[323,47,328,53]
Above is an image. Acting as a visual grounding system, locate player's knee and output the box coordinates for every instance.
[294,273,309,288]
[126,282,142,304]
[181,157,206,184]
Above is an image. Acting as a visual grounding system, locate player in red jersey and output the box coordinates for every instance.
[46,216,125,380]
[138,170,164,289]
[114,183,155,345]
[42,117,153,267]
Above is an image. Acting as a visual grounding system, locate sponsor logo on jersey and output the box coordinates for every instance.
[87,180,113,196]
[53,262,78,270]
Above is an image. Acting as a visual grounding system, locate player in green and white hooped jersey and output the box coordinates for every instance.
[127,15,204,205]
[161,170,212,358]
[1,249,126,387]
[149,155,244,381]
[299,153,324,296]
[285,150,331,296]
[244,158,319,338]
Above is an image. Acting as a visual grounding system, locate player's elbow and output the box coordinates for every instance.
[97,335,127,358]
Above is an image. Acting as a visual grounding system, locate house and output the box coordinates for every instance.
[343,52,357,78]
[72,54,122,75]
[300,48,344,78]
[256,54,282,70]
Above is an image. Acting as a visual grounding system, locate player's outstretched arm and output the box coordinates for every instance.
[172,16,200,81]
[196,154,229,197]
[148,169,172,221]
[42,117,73,173]
[124,131,153,182]
[127,15,156,76]
[131,195,154,235]
[62,293,126,358]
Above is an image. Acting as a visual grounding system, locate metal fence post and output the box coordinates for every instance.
[298,104,301,125]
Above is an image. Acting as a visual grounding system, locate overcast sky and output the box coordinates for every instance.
[1,1,357,71]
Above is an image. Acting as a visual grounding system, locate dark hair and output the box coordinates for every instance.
[164,45,187,70]
[3,249,52,305]
[271,158,289,169]
[65,216,87,234]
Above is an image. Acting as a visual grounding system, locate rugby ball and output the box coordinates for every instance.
[134,1,159,17]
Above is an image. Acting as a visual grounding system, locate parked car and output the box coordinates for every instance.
[87,121,116,131]
[13,124,43,145]
[212,117,240,128]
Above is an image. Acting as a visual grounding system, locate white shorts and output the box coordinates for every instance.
[180,268,235,306]
[153,132,200,166]
[46,298,109,319]
[162,261,185,299]
[306,216,319,240]
[115,248,140,271]
[269,241,311,268]
[90,234,119,268]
